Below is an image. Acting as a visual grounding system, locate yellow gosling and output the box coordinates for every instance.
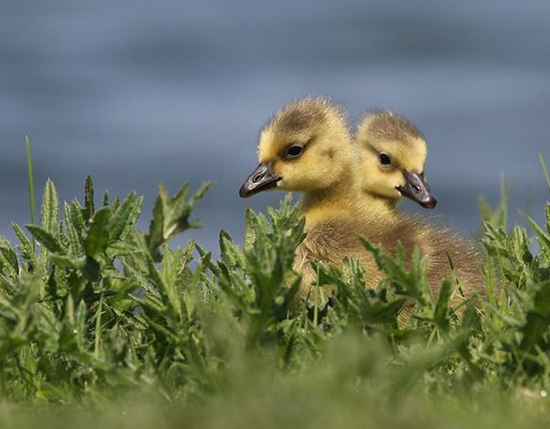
[356,110,436,213]
[240,97,485,310]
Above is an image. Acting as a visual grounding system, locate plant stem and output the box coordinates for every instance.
[25,136,36,251]
[540,152,550,191]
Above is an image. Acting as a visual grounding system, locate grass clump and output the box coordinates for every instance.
[0,159,549,427]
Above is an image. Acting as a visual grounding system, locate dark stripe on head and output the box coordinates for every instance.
[363,111,423,143]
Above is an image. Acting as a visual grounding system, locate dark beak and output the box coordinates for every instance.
[397,171,437,209]
[239,162,282,198]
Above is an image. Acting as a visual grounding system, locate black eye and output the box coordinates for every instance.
[286,145,303,159]
[379,153,392,166]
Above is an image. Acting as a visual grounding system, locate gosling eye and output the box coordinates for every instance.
[285,145,303,159]
[379,152,392,166]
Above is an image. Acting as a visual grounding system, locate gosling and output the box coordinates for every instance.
[356,110,437,213]
[239,97,484,308]
[355,111,485,308]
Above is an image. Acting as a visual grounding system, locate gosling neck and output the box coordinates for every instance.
[359,191,399,217]
[301,164,362,225]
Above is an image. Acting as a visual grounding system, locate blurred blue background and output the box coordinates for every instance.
[1,0,549,252]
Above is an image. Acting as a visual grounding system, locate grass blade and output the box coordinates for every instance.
[25,136,36,251]
[540,152,550,192]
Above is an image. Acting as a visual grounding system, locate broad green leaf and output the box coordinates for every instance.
[0,246,18,278]
[434,276,453,332]
[41,179,59,235]
[109,192,140,242]
[84,207,110,258]
[64,202,85,258]
[146,182,211,261]
[26,225,65,255]
[12,223,38,268]
[83,175,95,222]
[527,215,550,259]
[51,254,85,270]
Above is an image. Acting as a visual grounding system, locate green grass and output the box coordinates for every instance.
[0,154,549,428]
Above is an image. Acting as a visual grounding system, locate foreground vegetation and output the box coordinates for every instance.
[0,158,549,427]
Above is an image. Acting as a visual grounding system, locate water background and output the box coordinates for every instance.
[1,0,549,253]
